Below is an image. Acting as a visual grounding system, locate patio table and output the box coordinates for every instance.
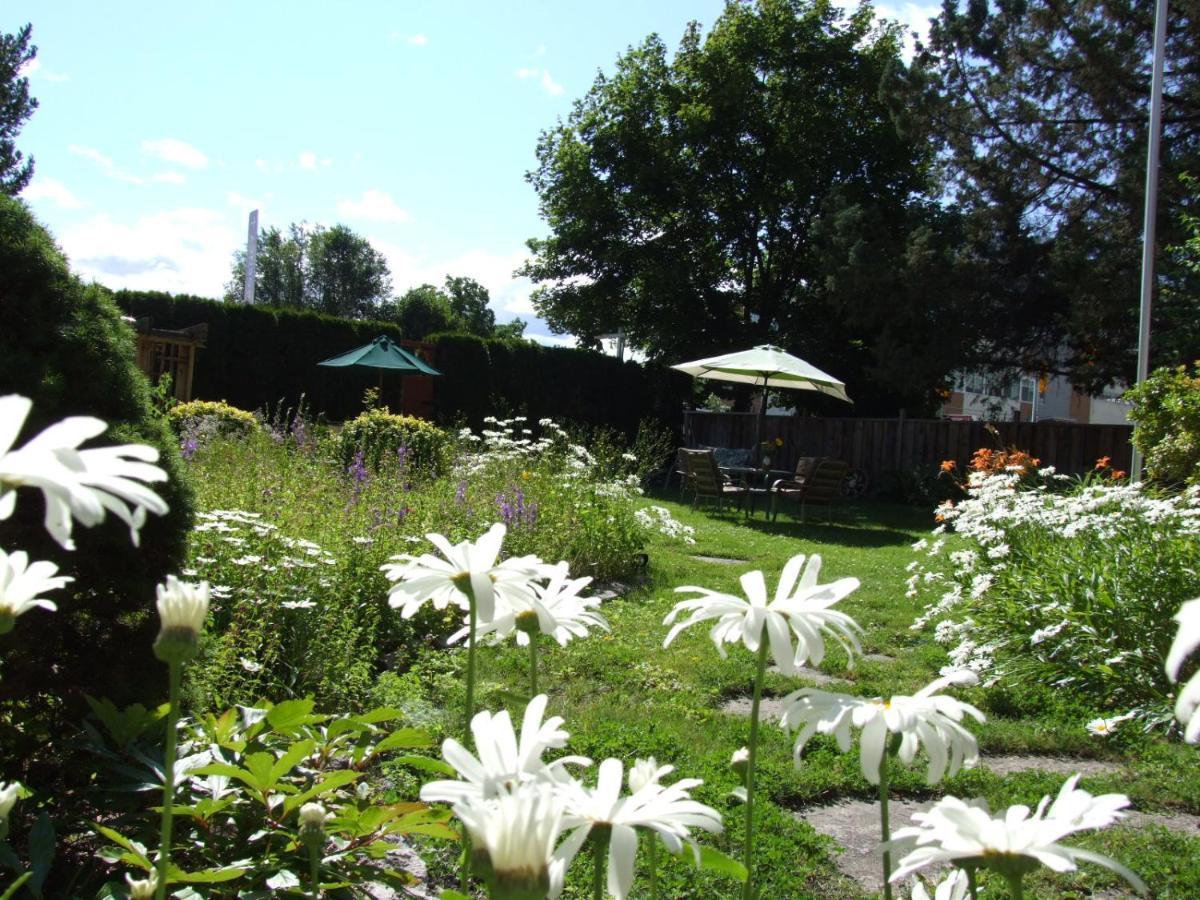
[719,467,792,516]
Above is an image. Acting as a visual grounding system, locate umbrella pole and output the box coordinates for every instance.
[755,375,769,463]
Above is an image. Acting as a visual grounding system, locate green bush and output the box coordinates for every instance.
[168,399,258,436]
[335,407,452,474]
[1127,361,1200,485]
[0,196,194,724]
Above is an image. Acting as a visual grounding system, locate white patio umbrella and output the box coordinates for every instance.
[671,344,851,455]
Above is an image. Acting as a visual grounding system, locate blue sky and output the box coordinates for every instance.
[8,1,938,345]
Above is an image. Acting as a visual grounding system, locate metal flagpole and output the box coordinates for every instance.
[242,209,259,305]
[1131,0,1169,478]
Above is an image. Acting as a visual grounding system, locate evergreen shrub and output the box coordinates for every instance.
[335,408,452,475]
[1127,362,1200,486]
[168,399,258,437]
[0,196,194,720]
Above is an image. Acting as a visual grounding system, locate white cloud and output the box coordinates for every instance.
[540,70,564,96]
[298,150,318,170]
[69,144,143,183]
[831,0,940,59]
[337,189,410,223]
[18,58,69,83]
[408,33,428,46]
[534,44,547,57]
[227,191,269,215]
[141,138,209,170]
[528,333,576,348]
[21,176,85,209]
[515,66,564,96]
[151,171,186,185]
[60,207,240,297]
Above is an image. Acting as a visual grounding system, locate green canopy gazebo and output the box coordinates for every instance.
[318,335,441,407]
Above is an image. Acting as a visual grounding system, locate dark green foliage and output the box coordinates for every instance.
[521,0,964,412]
[114,289,416,420]
[114,291,690,436]
[0,24,37,195]
[224,222,391,318]
[898,0,1200,387]
[427,333,692,436]
[392,283,459,339]
[1126,362,1200,485]
[0,196,194,720]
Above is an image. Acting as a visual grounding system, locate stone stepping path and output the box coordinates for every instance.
[689,554,748,565]
[795,759,1199,895]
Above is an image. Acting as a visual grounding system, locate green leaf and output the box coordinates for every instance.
[0,873,32,900]
[93,824,152,869]
[388,754,455,775]
[372,728,434,754]
[27,812,54,893]
[439,891,472,900]
[269,738,316,784]
[172,865,248,884]
[266,698,319,730]
[266,869,301,890]
[283,770,361,814]
[691,844,747,882]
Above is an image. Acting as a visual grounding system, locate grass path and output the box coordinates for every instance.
[420,494,1200,897]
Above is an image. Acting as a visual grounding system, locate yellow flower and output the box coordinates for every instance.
[521,471,531,481]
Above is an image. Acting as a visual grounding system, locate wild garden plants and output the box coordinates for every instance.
[2,389,1193,897]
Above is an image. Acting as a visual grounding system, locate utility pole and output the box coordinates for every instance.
[242,209,259,305]
[1131,0,1168,478]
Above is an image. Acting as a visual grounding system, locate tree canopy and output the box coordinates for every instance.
[0,24,38,195]
[225,222,391,318]
[520,0,972,410]
[391,276,527,340]
[896,0,1200,387]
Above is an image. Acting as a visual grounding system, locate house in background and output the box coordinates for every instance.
[940,370,1132,424]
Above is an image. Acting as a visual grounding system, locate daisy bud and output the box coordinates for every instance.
[153,576,209,664]
[299,801,329,845]
[125,871,158,900]
[628,757,668,793]
[731,746,750,783]
[0,782,19,840]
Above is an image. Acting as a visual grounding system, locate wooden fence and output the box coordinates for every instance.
[682,411,1134,485]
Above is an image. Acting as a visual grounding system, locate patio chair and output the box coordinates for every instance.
[770,458,849,522]
[663,447,695,497]
[679,449,749,513]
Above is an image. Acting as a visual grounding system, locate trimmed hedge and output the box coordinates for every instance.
[335,408,452,475]
[427,333,692,436]
[114,291,691,436]
[114,290,413,421]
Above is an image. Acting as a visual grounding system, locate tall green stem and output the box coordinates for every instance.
[647,831,658,900]
[591,830,609,900]
[879,752,893,900]
[742,635,770,900]
[528,633,539,697]
[966,867,979,899]
[465,597,477,742]
[155,660,181,900]
[307,840,320,899]
[1006,874,1025,899]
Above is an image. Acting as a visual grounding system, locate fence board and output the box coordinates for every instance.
[682,412,1133,488]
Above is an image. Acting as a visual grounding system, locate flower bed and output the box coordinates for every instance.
[909,467,1200,734]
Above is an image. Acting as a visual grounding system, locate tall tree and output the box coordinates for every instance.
[0,24,38,195]
[896,0,1200,387]
[307,224,392,318]
[444,275,496,337]
[225,222,391,318]
[393,283,459,338]
[520,0,962,409]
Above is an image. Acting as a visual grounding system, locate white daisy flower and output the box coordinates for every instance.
[0,548,71,632]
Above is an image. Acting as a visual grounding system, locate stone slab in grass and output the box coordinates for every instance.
[862,653,896,664]
[795,797,937,893]
[689,554,748,565]
[981,754,1123,778]
[796,796,1200,895]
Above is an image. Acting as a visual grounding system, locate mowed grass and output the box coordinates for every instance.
[412,492,1200,898]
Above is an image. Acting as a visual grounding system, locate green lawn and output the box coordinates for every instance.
[402,493,1200,898]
